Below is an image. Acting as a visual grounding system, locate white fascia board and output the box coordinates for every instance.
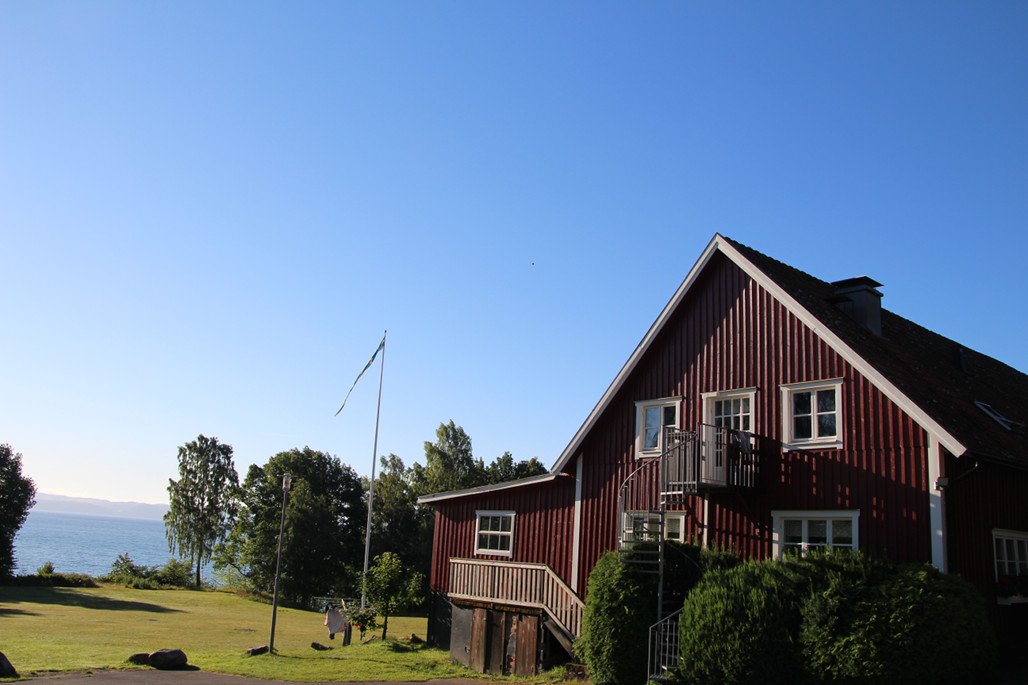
[716,239,967,458]
[416,471,560,505]
[550,233,725,474]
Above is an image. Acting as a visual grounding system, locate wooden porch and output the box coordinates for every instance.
[447,558,584,642]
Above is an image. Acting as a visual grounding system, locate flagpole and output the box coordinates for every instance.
[361,330,386,608]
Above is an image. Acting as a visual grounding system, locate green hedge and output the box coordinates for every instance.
[678,552,997,685]
[679,561,805,685]
[5,572,98,587]
[799,558,997,685]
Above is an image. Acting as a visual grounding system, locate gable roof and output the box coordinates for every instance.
[420,234,1027,504]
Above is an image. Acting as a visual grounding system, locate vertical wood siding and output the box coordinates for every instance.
[429,479,575,594]
[944,453,1028,612]
[430,253,934,597]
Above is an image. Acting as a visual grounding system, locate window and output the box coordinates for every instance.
[621,511,684,543]
[475,511,515,557]
[780,380,843,449]
[993,529,1028,579]
[772,510,858,557]
[704,389,755,432]
[977,401,1022,431]
[635,398,680,458]
[665,514,685,542]
[621,511,661,543]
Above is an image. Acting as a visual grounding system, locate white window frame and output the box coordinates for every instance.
[635,398,681,459]
[993,529,1028,580]
[474,510,515,557]
[702,388,756,431]
[780,379,844,450]
[994,529,1028,604]
[664,513,686,542]
[771,510,859,558]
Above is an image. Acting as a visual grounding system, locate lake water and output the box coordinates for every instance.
[13,510,180,578]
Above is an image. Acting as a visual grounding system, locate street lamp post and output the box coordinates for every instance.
[269,473,292,653]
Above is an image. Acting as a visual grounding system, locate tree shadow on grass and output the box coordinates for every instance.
[4,587,183,613]
[0,606,40,617]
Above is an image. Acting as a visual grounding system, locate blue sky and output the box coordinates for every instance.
[2,2,1025,505]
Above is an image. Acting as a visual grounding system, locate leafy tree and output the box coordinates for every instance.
[164,434,240,586]
[410,421,486,495]
[485,451,548,482]
[368,454,433,575]
[363,551,425,639]
[374,423,548,583]
[0,444,36,578]
[214,447,365,606]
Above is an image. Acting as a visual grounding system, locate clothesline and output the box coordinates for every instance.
[310,596,357,610]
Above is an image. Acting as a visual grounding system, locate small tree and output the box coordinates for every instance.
[363,552,424,639]
[0,444,36,578]
[164,434,240,586]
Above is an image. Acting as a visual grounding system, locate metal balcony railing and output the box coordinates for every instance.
[661,424,758,496]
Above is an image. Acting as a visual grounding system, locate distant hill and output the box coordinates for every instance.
[32,493,169,521]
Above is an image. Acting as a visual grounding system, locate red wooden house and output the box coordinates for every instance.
[418,234,1028,676]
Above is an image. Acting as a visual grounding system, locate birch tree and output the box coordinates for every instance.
[164,434,239,586]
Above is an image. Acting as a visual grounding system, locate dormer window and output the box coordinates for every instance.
[636,398,680,458]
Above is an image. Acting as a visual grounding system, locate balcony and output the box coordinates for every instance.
[661,423,759,496]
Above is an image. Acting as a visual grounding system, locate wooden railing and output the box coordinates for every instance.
[448,558,585,639]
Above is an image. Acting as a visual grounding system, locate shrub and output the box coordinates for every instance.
[153,558,193,587]
[679,560,804,685]
[6,572,97,587]
[36,561,55,575]
[576,551,658,685]
[799,557,997,685]
[100,553,150,583]
[99,553,196,589]
[676,551,998,685]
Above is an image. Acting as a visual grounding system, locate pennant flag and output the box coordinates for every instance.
[335,335,386,416]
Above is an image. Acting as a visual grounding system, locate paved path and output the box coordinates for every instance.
[28,672,482,685]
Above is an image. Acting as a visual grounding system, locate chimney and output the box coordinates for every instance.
[830,276,883,335]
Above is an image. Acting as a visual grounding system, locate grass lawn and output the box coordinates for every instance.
[0,585,515,682]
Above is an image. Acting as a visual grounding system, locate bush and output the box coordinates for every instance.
[99,553,196,589]
[100,553,150,583]
[676,551,998,685]
[36,560,55,575]
[799,557,997,685]
[679,560,804,685]
[7,572,97,587]
[576,551,658,685]
[153,558,193,587]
